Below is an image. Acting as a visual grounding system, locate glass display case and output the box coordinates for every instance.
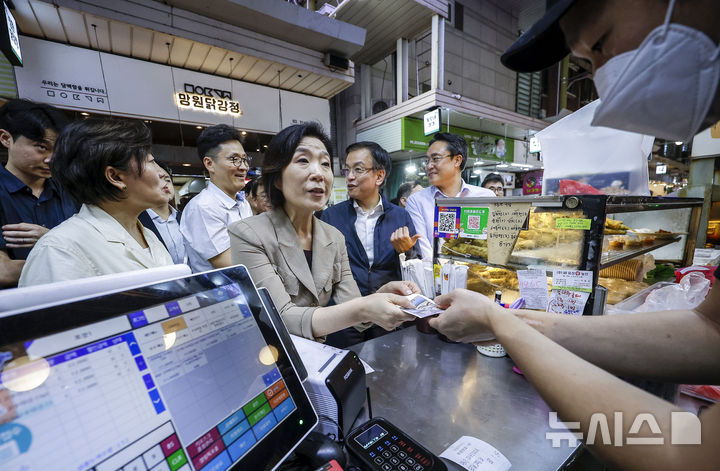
[432,196,704,315]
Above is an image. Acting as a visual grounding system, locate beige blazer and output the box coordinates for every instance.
[229,207,361,340]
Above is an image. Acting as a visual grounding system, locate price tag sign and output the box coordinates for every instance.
[517,269,549,310]
[555,218,591,230]
[547,270,593,315]
[487,202,532,265]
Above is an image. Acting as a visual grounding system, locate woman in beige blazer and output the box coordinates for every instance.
[230,123,416,341]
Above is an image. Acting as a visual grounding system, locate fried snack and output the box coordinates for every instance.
[441,238,488,259]
[605,218,630,230]
[599,277,649,304]
[468,265,519,291]
[516,239,537,250]
[604,228,628,235]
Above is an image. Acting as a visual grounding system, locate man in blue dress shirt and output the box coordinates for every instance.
[0,99,75,288]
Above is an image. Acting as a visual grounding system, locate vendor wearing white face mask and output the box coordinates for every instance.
[429,1,720,469]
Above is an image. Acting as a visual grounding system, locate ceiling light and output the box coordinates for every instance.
[674,141,683,145]
[196,125,203,130]
[144,120,152,123]
[263,145,268,148]
[182,163,192,167]
[241,131,247,135]
[405,164,417,173]
[256,148,260,151]
[417,171,426,176]
[472,168,482,174]
[496,164,509,168]
[80,112,89,116]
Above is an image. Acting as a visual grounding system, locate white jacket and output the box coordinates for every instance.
[19,204,173,287]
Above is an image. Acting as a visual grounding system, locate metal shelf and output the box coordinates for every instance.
[599,237,681,270]
[436,253,528,272]
[605,196,703,214]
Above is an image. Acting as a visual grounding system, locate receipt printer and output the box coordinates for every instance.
[291,335,367,437]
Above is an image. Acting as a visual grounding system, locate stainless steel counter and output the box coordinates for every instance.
[350,328,580,470]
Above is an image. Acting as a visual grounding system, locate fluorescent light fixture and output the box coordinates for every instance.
[182,163,192,167]
[496,164,509,168]
[674,141,683,145]
[405,163,417,173]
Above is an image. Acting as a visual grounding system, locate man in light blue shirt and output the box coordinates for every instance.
[139,161,186,265]
[404,132,495,261]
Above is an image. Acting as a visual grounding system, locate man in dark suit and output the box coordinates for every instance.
[139,160,185,264]
[322,142,418,297]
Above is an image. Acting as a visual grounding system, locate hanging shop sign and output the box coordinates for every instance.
[401,117,514,161]
[423,109,440,135]
[14,37,330,134]
[1,2,21,66]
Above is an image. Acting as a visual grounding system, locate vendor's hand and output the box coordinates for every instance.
[2,223,49,249]
[390,226,421,253]
[377,280,421,296]
[360,293,415,331]
[429,289,500,343]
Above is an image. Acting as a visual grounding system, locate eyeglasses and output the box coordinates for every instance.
[340,165,375,177]
[422,153,454,167]
[227,154,251,168]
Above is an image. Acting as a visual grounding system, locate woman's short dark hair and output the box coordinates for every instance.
[51,119,153,205]
[481,173,504,188]
[345,141,392,176]
[429,132,468,169]
[263,122,333,208]
[0,99,69,141]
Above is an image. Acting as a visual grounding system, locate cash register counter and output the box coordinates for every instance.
[350,328,580,470]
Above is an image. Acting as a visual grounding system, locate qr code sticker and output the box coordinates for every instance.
[438,211,457,233]
[467,215,480,230]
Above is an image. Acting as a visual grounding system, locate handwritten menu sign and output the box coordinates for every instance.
[547,269,593,315]
[487,202,532,265]
[517,269,550,309]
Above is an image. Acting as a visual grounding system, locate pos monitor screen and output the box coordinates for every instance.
[0,266,317,471]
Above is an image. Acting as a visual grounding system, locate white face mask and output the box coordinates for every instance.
[591,0,720,142]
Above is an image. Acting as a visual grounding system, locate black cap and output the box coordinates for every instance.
[501,0,578,73]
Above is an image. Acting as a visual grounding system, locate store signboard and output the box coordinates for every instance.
[656,163,667,175]
[15,38,110,112]
[280,89,331,133]
[401,117,513,161]
[1,2,21,66]
[14,37,328,134]
[423,109,440,135]
[102,53,176,120]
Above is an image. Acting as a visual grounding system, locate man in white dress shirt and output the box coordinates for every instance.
[404,132,495,261]
[180,125,252,272]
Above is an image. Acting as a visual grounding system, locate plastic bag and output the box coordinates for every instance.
[537,100,654,196]
[635,272,710,312]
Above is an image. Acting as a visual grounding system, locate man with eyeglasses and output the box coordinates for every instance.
[405,132,495,261]
[320,141,418,345]
[180,124,252,272]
